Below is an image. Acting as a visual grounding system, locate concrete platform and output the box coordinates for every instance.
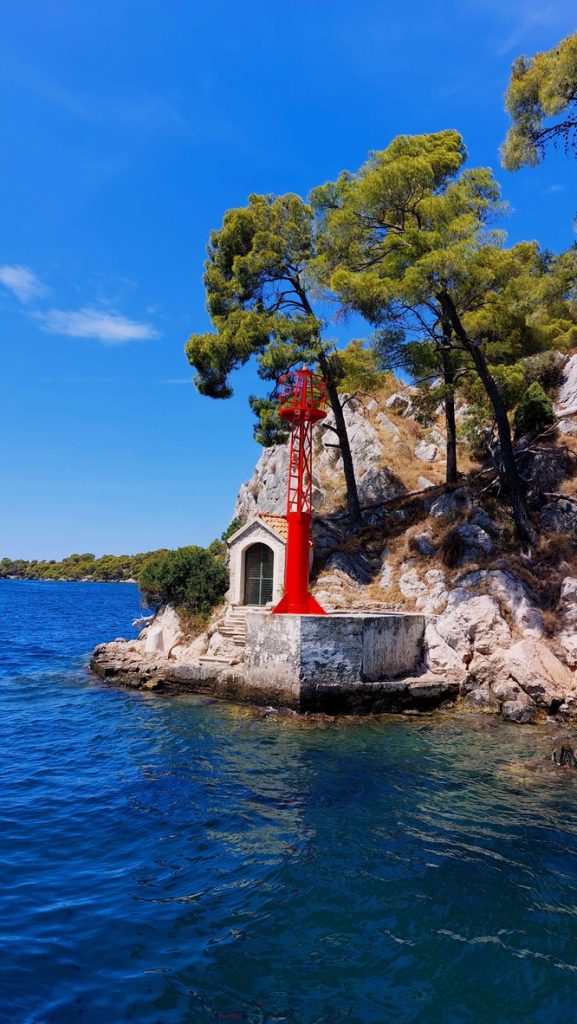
[244,611,428,712]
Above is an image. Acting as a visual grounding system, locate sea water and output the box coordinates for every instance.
[1,578,577,1023]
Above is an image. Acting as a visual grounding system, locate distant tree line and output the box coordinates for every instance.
[1,518,244,619]
[0,551,159,582]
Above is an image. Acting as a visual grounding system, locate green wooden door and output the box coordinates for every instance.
[244,543,274,606]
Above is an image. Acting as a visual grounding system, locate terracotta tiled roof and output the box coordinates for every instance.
[256,513,288,540]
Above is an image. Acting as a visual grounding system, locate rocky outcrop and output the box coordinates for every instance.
[143,605,183,657]
[555,353,577,419]
[93,360,577,723]
[540,496,577,537]
[235,395,406,519]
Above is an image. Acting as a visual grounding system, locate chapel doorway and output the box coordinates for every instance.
[243,543,274,606]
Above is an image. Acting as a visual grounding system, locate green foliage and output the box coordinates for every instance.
[327,339,388,393]
[514,382,555,438]
[502,31,577,170]
[520,351,567,393]
[0,551,165,582]
[460,407,493,461]
[220,517,245,543]
[206,517,247,559]
[185,193,324,399]
[412,386,443,427]
[249,396,290,447]
[137,546,228,615]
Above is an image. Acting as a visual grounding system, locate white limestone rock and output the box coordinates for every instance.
[357,466,405,505]
[234,444,291,520]
[501,692,538,724]
[435,589,512,657]
[462,686,500,713]
[555,353,577,418]
[398,568,428,603]
[423,622,466,680]
[414,441,438,463]
[375,412,400,435]
[555,577,577,668]
[171,632,209,662]
[459,570,544,638]
[386,392,413,417]
[143,606,183,658]
[427,488,471,520]
[501,639,574,708]
[416,570,449,614]
[427,428,447,449]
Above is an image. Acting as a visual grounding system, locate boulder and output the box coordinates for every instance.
[422,622,466,680]
[551,733,577,767]
[503,640,573,708]
[428,428,447,449]
[398,567,429,603]
[144,606,183,657]
[375,412,400,435]
[386,392,413,417]
[452,524,493,564]
[414,441,438,463]
[417,476,435,490]
[428,488,471,520]
[469,509,501,537]
[413,532,436,557]
[502,696,538,724]
[324,550,375,585]
[540,497,577,537]
[459,570,544,638]
[435,589,512,657]
[357,466,405,505]
[557,577,577,668]
[415,570,449,615]
[462,686,500,713]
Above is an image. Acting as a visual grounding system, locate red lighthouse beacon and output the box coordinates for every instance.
[272,368,327,616]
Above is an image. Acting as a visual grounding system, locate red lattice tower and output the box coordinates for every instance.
[272,368,327,616]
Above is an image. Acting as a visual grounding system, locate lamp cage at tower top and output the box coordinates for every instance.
[277,369,327,425]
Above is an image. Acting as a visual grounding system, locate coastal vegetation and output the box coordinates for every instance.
[0,551,159,583]
[137,545,228,618]
[185,193,369,525]
[186,30,577,547]
[501,31,577,170]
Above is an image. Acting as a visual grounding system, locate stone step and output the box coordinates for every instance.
[199,655,233,666]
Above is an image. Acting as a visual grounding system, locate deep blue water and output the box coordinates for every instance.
[2,580,577,1023]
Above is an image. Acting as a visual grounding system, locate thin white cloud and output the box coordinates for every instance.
[0,264,48,303]
[546,183,565,194]
[33,306,160,345]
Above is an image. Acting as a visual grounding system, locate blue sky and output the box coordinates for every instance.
[1,0,575,559]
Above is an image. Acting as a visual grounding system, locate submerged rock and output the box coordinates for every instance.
[551,733,577,767]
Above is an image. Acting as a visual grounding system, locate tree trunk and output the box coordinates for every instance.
[317,349,362,525]
[440,293,536,547]
[440,349,458,485]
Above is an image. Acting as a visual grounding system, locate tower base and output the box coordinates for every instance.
[272,591,327,616]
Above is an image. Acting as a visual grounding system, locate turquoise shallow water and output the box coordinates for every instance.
[2,579,577,1023]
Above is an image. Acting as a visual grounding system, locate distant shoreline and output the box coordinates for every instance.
[0,576,138,585]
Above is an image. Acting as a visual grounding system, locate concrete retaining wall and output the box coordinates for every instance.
[245,611,426,710]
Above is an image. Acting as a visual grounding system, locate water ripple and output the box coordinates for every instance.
[2,580,577,1022]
